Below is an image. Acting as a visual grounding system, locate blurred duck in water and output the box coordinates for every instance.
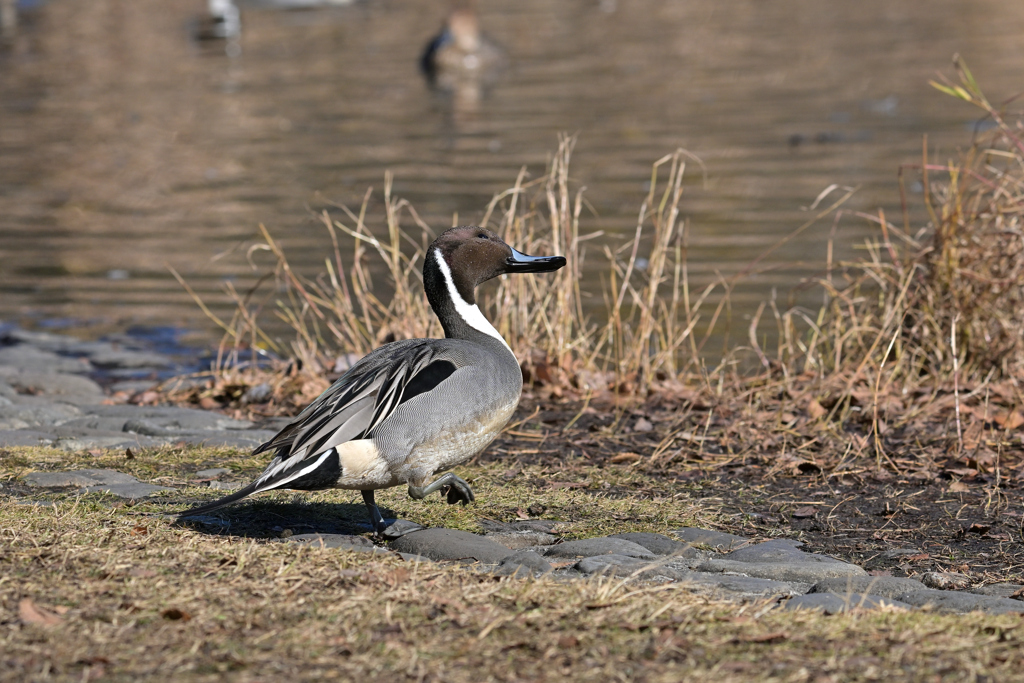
[420,1,504,82]
[195,0,241,42]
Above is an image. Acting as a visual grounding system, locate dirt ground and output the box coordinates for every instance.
[480,393,1024,586]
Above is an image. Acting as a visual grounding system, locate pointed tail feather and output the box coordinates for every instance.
[177,480,264,518]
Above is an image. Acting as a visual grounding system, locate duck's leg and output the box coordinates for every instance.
[361,489,387,533]
[408,473,475,506]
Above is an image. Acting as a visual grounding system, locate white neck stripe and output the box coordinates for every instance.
[434,248,512,354]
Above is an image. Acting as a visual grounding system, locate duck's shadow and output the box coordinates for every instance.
[172,500,393,540]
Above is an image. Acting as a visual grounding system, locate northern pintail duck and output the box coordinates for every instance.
[180,226,565,532]
[420,1,504,79]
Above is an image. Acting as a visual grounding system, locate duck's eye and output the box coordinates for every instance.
[477,232,488,240]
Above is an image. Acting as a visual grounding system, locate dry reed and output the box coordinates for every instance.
[170,58,1024,473]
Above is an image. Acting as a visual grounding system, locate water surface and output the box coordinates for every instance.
[1,0,1022,344]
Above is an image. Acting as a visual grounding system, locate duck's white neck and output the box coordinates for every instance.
[433,248,513,354]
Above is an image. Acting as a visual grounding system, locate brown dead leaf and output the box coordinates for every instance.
[995,409,1024,431]
[19,598,63,627]
[791,506,818,519]
[557,635,579,648]
[131,391,160,405]
[948,481,970,493]
[87,449,103,457]
[198,396,220,410]
[609,452,641,464]
[807,399,828,420]
[906,554,930,562]
[514,508,531,520]
[130,526,148,537]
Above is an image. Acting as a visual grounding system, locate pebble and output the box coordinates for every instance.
[921,571,972,590]
[783,593,911,614]
[382,520,426,540]
[671,527,749,550]
[486,531,560,550]
[574,554,688,581]
[970,583,1024,600]
[810,576,928,600]
[695,538,867,583]
[608,532,700,557]
[896,589,1024,615]
[495,550,552,576]
[543,537,656,560]
[390,528,513,563]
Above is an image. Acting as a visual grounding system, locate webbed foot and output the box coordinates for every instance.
[408,472,475,506]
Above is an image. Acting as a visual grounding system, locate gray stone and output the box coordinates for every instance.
[697,558,867,582]
[0,429,56,446]
[921,572,972,590]
[196,468,231,479]
[398,553,433,563]
[83,405,253,431]
[897,589,1024,615]
[3,373,104,403]
[279,533,377,551]
[54,416,137,434]
[0,346,92,374]
[207,481,241,491]
[2,329,80,351]
[0,402,81,428]
[498,550,552,574]
[81,482,173,499]
[382,520,426,540]
[971,583,1024,599]
[24,469,138,487]
[493,563,537,578]
[671,527,749,550]
[574,554,687,580]
[87,349,172,369]
[677,572,806,599]
[486,531,559,550]
[782,593,912,614]
[241,383,273,405]
[810,576,927,600]
[478,518,560,533]
[389,528,513,563]
[543,537,656,560]
[609,532,699,557]
[109,380,159,394]
[721,539,839,564]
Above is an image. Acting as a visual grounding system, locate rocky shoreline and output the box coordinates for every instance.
[2,326,1022,616]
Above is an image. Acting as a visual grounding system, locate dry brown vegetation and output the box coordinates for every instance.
[158,60,1024,488]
